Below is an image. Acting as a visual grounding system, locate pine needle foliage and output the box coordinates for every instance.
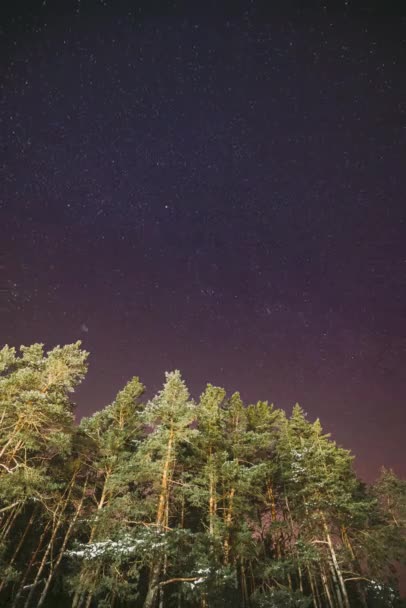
[0,343,404,608]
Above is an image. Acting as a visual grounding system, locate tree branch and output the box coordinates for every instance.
[159,577,206,587]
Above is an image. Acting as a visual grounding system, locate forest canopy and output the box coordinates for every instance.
[0,342,405,608]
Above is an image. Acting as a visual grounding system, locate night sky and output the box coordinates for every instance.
[1,1,405,482]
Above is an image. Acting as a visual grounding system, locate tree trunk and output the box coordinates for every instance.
[341,525,367,608]
[23,471,77,608]
[240,559,248,607]
[37,476,88,608]
[11,520,51,608]
[208,454,217,536]
[144,426,175,608]
[328,558,344,608]
[158,498,170,608]
[268,484,277,522]
[144,562,162,608]
[223,486,235,565]
[0,501,22,544]
[0,507,36,594]
[156,427,174,526]
[72,471,110,608]
[320,564,335,608]
[323,522,350,608]
[307,565,320,608]
[298,564,303,593]
[83,589,94,608]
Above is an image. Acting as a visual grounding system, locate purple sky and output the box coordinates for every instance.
[1,1,405,482]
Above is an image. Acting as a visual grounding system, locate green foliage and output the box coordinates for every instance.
[0,343,404,608]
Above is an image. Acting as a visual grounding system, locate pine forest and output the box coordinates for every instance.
[0,341,405,608]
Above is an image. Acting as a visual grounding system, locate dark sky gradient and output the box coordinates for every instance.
[1,1,405,482]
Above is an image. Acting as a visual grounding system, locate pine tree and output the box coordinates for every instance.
[1,341,405,607]
[69,376,146,608]
[136,370,197,608]
[0,341,88,607]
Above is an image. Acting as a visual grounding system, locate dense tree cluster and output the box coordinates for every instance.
[0,342,405,607]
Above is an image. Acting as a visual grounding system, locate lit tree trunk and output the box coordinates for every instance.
[83,587,95,608]
[0,507,36,594]
[341,525,367,608]
[328,558,344,608]
[144,426,175,608]
[23,471,77,608]
[320,564,335,608]
[0,501,22,544]
[298,564,303,593]
[307,565,320,608]
[267,484,277,522]
[223,486,235,565]
[158,486,170,608]
[144,562,162,608]
[201,455,216,608]
[11,519,52,608]
[208,452,217,536]
[72,471,110,608]
[37,476,88,608]
[156,426,174,527]
[323,521,350,608]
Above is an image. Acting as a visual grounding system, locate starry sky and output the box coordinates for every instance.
[1,1,405,482]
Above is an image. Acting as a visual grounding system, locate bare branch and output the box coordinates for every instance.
[159,576,206,587]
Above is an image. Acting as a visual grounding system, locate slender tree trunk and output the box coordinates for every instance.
[314,574,322,608]
[11,520,51,608]
[23,521,59,608]
[320,564,335,608]
[23,471,77,608]
[267,484,277,522]
[156,427,174,526]
[72,471,110,608]
[240,559,248,607]
[144,562,162,608]
[158,495,170,608]
[0,502,22,544]
[328,558,344,608]
[323,522,350,608]
[341,525,367,608]
[223,486,235,565]
[314,434,350,608]
[144,426,175,608]
[72,593,85,608]
[208,453,217,536]
[0,507,36,593]
[37,477,88,608]
[83,591,93,608]
[340,526,354,561]
[249,562,256,596]
[307,565,320,608]
[180,473,185,529]
[298,564,303,593]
